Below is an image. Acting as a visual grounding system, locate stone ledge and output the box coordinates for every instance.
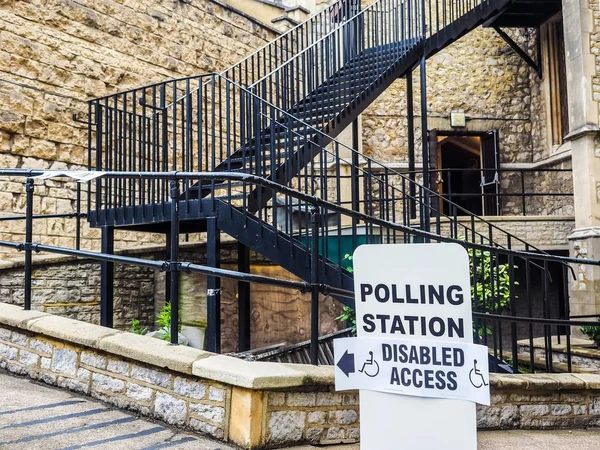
[489,373,600,390]
[192,355,335,389]
[0,302,49,328]
[27,314,121,348]
[0,302,332,388]
[98,332,212,375]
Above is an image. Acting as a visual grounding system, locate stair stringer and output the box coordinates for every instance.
[214,200,355,307]
[247,0,514,212]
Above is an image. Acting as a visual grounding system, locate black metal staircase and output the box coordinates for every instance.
[86,0,561,353]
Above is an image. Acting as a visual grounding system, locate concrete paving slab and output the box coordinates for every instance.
[4,369,600,449]
[0,369,233,450]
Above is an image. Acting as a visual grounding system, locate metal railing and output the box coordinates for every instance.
[0,169,594,373]
[87,72,560,257]
[423,167,574,217]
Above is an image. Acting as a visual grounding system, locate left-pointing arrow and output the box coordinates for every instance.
[337,350,355,377]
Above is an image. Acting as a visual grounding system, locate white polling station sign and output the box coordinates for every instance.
[334,336,490,405]
[339,243,485,450]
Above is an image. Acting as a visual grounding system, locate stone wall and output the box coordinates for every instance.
[0,242,344,350]
[362,27,540,165]
[431,216,574,250]
[2,302,600,449]
[0,0,277,256]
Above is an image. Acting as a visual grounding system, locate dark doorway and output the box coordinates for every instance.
[439,139,482,215]
[429,130,500,216]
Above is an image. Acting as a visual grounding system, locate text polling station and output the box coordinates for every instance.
[334,243,490,406]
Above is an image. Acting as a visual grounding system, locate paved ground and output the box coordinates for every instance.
[3,370,600,449]
[0,370,233,450]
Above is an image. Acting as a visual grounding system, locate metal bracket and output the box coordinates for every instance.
[480,171,499,187]
[494,27,542,78]
[72,112,92,124]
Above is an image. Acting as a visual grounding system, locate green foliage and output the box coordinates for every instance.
[130,318,148,335]
[156,302,181,342]
[342,253,353,273]
[337,306,357,335]
[130,303,180,342]
[581,320,600,347]
[468,246,518,337]
[335,248,517,338]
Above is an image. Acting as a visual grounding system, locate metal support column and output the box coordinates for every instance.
[406,71,416,219]
[351,119,361,212]
[100,226,114,328]
[207,217,221,353]
[169,181,180,345]
[165,233,171,307]
[310,207,320,366]
[237,242,251,352]
[420,55,430,237]
[24,178,34,310]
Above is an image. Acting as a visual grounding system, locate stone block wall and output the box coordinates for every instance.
[478,374,600,429]
[362,27,541,165]
[3,302,600,449]
[0,242,344,350]
[0,255,156,329]
[0,0,277,256]
[265,390,359,445]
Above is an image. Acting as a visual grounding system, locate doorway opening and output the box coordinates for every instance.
[428,130,500,216]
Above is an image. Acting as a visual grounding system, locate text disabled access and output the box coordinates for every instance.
[334,336,490,405]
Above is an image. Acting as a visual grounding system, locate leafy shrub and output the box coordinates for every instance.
[581,320,600,347]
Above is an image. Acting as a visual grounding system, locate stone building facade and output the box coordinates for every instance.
[0,0,592,348]
[0,0,277,256]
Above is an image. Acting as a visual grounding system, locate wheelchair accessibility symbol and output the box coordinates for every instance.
[359,351,380,378]
[469,359,488,388]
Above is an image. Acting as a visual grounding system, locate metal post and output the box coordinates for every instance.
[169,181,180,345]
[24,178,34,311]
[351,119,361,213]
[207,217,221,353]
[76,183,81,250]
[237,242,251,352]
[310,206,320,366]
[406,71,416,219]
[100,226,114,328]
[420,55,430,237]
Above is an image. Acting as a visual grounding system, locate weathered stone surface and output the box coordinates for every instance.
[130,364,172,388]
[19,350,39,367]
[51,348,77,375]
[154,392,186,426]
[174,377,206,400]
[29,338,53,355]
[190,418,225,440]
[191,403,225,423]
[0,342,17,360]
[287,392,315,407]
[99,333,210,375]
[10,331,28,346]
[107,359,129,375]
[268,411,306,443]
[209,386,226,402]
[126,382,153,402]
[329,409,358,425]
[0,327,11,341]
[81,351,107,369]
[92,373,125,393]
[0,0,276,259]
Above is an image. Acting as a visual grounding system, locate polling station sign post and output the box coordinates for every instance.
[334,244,489,450]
